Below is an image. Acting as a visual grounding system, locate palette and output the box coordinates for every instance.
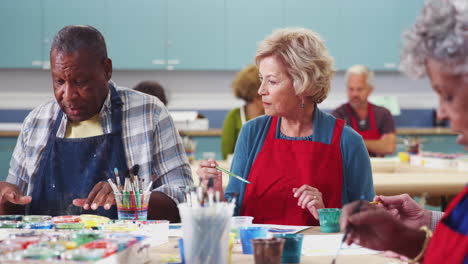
[0,214,169,263]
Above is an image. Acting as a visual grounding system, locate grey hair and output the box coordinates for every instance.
[400,0,468,78]
[345,64,374,86]
[255,27,335,104]
[50,25,108,60]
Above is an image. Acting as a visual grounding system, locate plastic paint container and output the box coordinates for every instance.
[55,222,85,230]
[52,215,81,224]
[81,240,118,257]
[23,221,54,229]
[27,242,66,258]
[80,214,110,229]
[102,222,139,232]
[72,231,103,246]
[62,241,78,250]
[62,248,106,261]
[18,247,55,260]
[10,237,41,249]
[105,235,138,251]
[0,221,23,229]
[0,215,23,221]
[0,240,22,255]
[23,215,52,223]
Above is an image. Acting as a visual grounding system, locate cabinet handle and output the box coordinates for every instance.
[42,61,51,70]
[167,65,174,70]
[32,60,42,67]
[167,59,180,65]
[152,59,166,65]
[384,63,396,69]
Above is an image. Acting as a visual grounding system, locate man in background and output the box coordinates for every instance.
[332,65,396,157]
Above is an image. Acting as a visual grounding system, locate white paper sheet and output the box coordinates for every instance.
[169,223,311,237]
[252,223,312,234]
[302,234,380,256]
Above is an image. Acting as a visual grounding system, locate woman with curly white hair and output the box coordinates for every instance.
[197,28,374,225]
[340,0,468,263]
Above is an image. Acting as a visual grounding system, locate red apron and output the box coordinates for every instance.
[423,186,468,264]
[346,103,381,140]
[240,117,344,226]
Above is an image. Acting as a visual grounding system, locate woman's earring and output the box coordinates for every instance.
[301,100,305,108]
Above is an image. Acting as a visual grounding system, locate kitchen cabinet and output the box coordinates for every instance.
[42,0,110,69]
[336,0,424,70]
[166,0,225,70]
[106,0,166,69]
[225,0,284,70]
[285,0,341,68]
[0,0,425,71]
[0,0,42,68]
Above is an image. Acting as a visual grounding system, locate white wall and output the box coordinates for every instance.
[0,69,436,110]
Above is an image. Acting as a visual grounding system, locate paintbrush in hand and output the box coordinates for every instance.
[331,200,364,264]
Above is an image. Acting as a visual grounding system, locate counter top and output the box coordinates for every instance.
[396,127,455,135]
[0,131,19,137]
[180,127,456,136]
[0,127,455,137]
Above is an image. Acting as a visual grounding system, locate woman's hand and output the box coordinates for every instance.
[340,200,426,258]
[293,185,324,219]
[196,158,223,194]
[374,194,432,228]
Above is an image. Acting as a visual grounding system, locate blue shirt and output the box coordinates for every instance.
[226,107,375,215]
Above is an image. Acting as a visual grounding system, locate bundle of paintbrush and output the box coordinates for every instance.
[178,200,235,263]
[185,178,226,208]
[107,166,152,220]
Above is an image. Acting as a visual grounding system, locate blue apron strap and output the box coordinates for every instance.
[108,85,129,182]
[26,110,63,213]
[31,110,64,191]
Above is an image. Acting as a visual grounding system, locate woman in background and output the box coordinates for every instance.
[221,65,264,160]
[133,80,168,106]
[198,28,374,226]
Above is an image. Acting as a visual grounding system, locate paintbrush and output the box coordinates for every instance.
[215,166,251,184]
[331,200,364,264]
[114,168,123,192]
[131,164,140,191]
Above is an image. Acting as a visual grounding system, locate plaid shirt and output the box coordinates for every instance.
[7,82,193,204]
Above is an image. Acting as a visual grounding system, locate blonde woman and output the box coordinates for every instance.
[198,28,374,225]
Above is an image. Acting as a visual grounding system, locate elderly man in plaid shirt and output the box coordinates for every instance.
[0,25,192,222]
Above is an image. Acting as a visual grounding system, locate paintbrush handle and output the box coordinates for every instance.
[342,200,364,242]
[215,166,251,184]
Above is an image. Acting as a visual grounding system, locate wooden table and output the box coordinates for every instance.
[371,159,468,197]
[148,227,402,264]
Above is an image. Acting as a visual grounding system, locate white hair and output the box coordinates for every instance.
[345,64,374,86]
[400,0,468,78]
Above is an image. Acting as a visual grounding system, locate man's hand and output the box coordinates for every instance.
[72,181,115,210]
[0,182,31,205]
